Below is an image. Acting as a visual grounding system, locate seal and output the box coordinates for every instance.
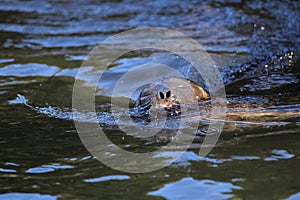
[135,77,209,116]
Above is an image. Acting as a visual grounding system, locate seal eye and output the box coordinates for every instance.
[166,90,171,98]
[159,92,164,99]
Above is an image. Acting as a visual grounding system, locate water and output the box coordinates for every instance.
[1,0,300,199]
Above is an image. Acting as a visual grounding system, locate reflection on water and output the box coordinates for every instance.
[26,164,74,174]
[83,175,130,183]
[0,193,59,200]
[148,177,242,200]
[0,0,300,199]
[285,192,300,200]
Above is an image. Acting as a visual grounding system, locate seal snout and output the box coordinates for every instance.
[154,90,181,115]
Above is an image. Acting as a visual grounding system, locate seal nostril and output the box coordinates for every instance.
[166,90,171,98]
[159,92,164,99]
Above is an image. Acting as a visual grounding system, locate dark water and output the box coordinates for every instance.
[1,0,300,199]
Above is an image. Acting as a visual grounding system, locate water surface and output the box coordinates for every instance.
[1,0,300,199]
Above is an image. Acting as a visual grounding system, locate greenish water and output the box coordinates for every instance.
[1,0,300,199]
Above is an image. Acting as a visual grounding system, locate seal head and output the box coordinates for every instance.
[135,77,209,116]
